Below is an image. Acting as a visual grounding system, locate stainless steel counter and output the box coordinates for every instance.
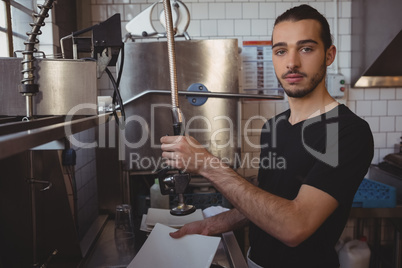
[0,113,112,160]
[81,219,247,268]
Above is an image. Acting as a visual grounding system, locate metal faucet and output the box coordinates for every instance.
[158,0,195,216]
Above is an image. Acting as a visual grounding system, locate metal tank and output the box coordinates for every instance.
[118,39,240,172]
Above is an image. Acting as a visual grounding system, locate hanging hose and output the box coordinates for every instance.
[163,0,183,135]
[160,0,195,216]
[20,0,55,119]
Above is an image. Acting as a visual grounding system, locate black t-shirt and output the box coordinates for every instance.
[249,104,374,268]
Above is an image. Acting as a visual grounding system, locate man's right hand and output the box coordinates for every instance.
[169,219,209,239]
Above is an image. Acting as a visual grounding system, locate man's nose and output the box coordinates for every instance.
[286,50,300,70]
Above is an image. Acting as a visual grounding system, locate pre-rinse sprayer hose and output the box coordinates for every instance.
[162,0,183,135]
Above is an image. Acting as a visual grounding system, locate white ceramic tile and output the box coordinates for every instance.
[209,3,225,19]
[200,20,217,37]
[364,117,379,132]
[275,2,292,17]
[260,102,276,119]
[348,88,364,100]
[124,4,141,21]
[338,18,350,35]
[114,0,130,3]
[242,3,259,19]
[346,100,355,113]
[259,3,276,19]
[339,68,352,84]
[91,5,108,22]
[242,102,260,119]
[251,19,269,36]
[380,88,396,100]
[217,20,234,36]
[234,19,251,36]
[338,51,351,69]
[379,116,395,132]
[396,88,402,99]
[308,2,325,15]
[243,135,261,153]
[364,88,380,100]
[388,100,402,116]
[225,3,242,19]
[275,101,289,115]
[387,132,402,148]
[324,1,335,18]
[339,35,351,52]
[252,117,267,133]
[108,5,124,18]
[371,148,380,165]
[120,21,129,36]
[371,100,387,116]
[340,1,352,18]
[356,100,371,116]
[187,20,200,37]
[243,116,263,137]
[191,3,209,20]
[372,132,386,148]
[396,116,402,132]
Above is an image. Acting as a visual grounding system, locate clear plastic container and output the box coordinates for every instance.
[339,237,370,268]
[150,179,170,209]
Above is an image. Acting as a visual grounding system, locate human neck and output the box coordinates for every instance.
[287,90,339,125]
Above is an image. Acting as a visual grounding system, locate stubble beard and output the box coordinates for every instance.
[278,61,327,98]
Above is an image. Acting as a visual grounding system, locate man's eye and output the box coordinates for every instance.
[275,49,286,56]
[301,47,312,53]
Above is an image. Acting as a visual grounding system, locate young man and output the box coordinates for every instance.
[160,5,373,268]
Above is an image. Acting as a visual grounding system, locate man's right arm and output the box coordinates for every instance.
[169,208,248,238]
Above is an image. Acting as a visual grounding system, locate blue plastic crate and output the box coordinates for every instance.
[352,178,396,208]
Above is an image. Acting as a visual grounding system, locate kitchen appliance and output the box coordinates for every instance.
[351,0,402,87]
[117,0,283,217]
[118,39,242,171]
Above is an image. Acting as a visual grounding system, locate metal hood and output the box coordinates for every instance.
[351,0,402,88]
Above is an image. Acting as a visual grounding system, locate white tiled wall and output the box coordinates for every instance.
[89,0,402,172]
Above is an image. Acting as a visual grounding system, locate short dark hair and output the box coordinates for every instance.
[273,4,333,51]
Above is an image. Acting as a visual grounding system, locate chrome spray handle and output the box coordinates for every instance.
[157,167,196,216]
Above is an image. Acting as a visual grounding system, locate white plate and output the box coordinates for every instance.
[128,223,220,268]
[145,208,204,228]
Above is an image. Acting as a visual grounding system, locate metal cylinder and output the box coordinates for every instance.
[118,39,241,172]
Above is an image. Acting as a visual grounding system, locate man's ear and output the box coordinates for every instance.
[326,45,336,66]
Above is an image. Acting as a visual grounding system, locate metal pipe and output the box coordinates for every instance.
[20,0,55,120]
[25,94,34,119]
[121,90,283,108]
[28,151,39,267]
[5,0,14,57]
[60,34,72,59]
